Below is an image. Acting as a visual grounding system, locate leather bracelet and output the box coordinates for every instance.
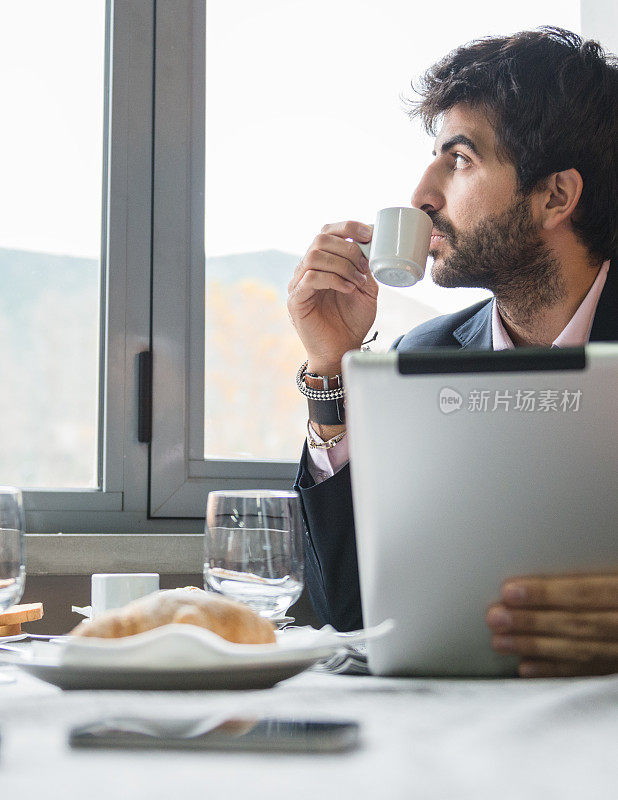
[307,396,346,425]
[305,371,343,390]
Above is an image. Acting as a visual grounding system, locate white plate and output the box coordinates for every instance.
[0,625,342,691]
[1,622,391,690]
[13,656,321,691]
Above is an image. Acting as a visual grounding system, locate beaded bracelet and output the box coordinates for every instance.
[296,361,344,401]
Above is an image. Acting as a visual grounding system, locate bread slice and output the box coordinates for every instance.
[0,623,22,636]
[0,603,44,626]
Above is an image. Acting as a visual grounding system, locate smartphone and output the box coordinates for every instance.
[69,716,360,753]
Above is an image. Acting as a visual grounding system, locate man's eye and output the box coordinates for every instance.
[453,153,468,170]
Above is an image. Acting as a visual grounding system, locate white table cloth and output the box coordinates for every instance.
[1,666,616,799]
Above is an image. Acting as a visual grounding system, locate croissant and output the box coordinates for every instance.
[70,586,276,644]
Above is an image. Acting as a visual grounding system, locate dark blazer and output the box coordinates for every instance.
[295,264,617,631]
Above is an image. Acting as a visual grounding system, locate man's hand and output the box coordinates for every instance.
[287,221,379,376]
[486,574,618,677]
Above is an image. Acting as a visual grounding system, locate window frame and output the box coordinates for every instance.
[23,0,162,533]
[149,0,297,519]
[150,0,616,518]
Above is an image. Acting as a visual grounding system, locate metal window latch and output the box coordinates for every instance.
[137,351,152,443]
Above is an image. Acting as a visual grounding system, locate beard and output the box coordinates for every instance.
[428,195,566,319]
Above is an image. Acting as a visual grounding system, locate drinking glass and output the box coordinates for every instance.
[204,490,304,620]
[0,487,26,684]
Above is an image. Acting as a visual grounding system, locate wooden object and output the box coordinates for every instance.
[0,602,44,627]
[0,623,22,636]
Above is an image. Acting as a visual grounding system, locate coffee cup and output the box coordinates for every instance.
[90,573,159,617]
[356,206,432,287]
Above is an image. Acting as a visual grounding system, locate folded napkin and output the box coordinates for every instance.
[71,605,93,619]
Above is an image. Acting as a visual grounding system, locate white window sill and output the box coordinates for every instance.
[25,534,203,575]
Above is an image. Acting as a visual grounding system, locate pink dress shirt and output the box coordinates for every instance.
[306,261,609,484]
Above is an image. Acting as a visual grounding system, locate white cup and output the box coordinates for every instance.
[356,206,432,287]
[90,573,160,618]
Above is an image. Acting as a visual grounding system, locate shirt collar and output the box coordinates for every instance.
[491,260,610,350]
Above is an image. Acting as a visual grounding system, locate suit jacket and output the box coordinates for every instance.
[295,264,617,631]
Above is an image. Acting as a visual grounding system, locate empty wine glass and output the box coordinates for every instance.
[204,490,304,620]
[0,486,26,684]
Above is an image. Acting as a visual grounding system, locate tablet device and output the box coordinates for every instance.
[343,344,618,676]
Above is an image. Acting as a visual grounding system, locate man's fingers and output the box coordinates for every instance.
[304,248,368,287]
[321,220,373,243]
[491,633,618,662]
[490,574,618,677]
[288,222,373,295]
[289,244,368,296]
[291,269,357,304]
[518,659,618,678]
[313,233,371,272]
[288,255,365,295]
[486,604,618,640]
[501,574,618,610]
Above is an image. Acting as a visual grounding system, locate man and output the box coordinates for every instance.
[287,28,618,677]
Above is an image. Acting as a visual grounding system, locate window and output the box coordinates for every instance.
[151,0,584,517]
[201,0,583,464]
[0,0,105,488]
[14,0,152,532]
[8,0,612,540]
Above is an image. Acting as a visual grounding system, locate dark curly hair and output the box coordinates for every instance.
[403,27,618,264]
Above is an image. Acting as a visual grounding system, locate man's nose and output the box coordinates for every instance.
[411,163,444,214]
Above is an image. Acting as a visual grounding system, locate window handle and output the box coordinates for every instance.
[137,351,152,443]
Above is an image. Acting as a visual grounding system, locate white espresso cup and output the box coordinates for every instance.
[356,206,432,287]
[90,573,159,618]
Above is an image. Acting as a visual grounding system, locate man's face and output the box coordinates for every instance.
[411,104,563,309]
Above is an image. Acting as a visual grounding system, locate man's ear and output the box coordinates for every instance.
[540,168,583,231]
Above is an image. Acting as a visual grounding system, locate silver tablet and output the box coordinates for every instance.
[343,344,618,676]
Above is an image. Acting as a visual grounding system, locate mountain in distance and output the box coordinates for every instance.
[0,245,441,479]
[0,247,298,302]
[0,244,440,355]
[205,249,440,349]
[206,249,298,296]
[0,248,98,312]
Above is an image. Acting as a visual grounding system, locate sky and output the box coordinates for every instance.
[0,1,105,259]
[0,0,585,313]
